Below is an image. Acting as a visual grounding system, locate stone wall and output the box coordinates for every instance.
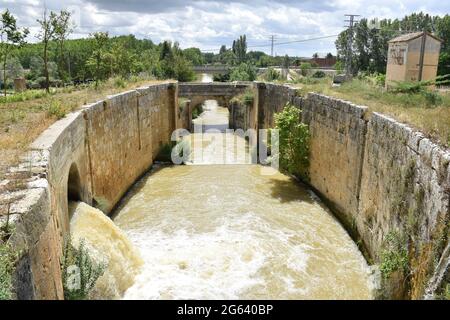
[358,113,449,298]
[0,81,178,300]
[254,82,297,129]
[301,94,368,227]
[255,83,449,299]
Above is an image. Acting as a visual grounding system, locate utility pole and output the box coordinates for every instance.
[344,14,360,78]
[270,35,276,57]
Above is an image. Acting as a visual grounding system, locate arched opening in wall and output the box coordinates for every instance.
[67,163,82,220]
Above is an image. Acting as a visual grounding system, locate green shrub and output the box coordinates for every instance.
[0,241,17,300]
[191,104,203,119]
[273,104,310,180]
[155,142,176,162]
[113,77,127,89]
[312,70,326,78]
[422,91,443,107]
[61,238,106,300]
[231,89,254,106]
[46,100,67,119]
[229,63,257,81]
[300,63,312,76]
[266,67,281,81]
[379,231,409,279]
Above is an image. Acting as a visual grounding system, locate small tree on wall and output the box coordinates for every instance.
[274,104,310,180]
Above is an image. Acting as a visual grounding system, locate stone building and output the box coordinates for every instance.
[385,32,442,88]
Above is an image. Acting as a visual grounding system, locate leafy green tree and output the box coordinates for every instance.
[232,35,247,63]
[282,55,290,69]
[229,62,256,81]
[0,9,28,95]
[111,40,141,79]
[86,32,110,87]
[183,47,204,65]
[274,104,310,180]
[173,55,196,82]
[258,55,275,67]
[36,9,62,92]
[52,10,73,82]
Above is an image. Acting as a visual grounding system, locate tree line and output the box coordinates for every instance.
[336,12,450,76]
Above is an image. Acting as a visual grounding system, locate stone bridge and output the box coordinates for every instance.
[178,82,251,109]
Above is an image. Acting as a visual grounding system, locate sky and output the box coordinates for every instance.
[1,0,449,57]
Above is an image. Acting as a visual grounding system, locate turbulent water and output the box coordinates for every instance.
[69,202,143,299]
[75,73,374,299]
[113,165,373,300]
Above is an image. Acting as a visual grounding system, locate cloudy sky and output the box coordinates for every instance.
[1,0,448,57]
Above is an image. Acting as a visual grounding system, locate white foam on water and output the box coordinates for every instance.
[70,202,143,299]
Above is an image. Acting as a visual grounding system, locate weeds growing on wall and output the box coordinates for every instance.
[380,231,409,279]
[230,89,254,106]
[61,237,106,300]
[0,241,17,300]
[273,103,310,180]
[191,104,204,119]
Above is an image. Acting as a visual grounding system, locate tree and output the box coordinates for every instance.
[219,45,227,55]
[52,10,73,82]
[312,52,319,59]
[0,9,28,96]
[183,47,204,66]
[232,35,247,63]
[36,9,59,92]
[229,62,256,81]
[282,55,290,70]
[86,32,109,87]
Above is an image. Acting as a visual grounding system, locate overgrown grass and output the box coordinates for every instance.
[292,77,450,148]
[0,90,51,104]
[0,241,17,300]
[230,88,254,106]
[61,237,106,300]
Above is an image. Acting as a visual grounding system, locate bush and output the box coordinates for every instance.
[231,89,254,106]
[229,63,257,81]
[423,91,443,107]
[266,67,281,81]
[273,104,310,179]
[300,63,312,76]
[192,104,203,119]
[0,241,17,300]
[213,73,230,82]
[46,100,67,119]
[61,238,106,300]
[379,231,409,279]
[312,70,326,78]
[113,77,127,89]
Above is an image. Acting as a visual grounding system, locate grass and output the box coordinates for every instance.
[230,88,254,106]
[0,76,165,179]
[291,77,450,148]
[0,240,17,300]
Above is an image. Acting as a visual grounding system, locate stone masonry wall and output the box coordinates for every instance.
[256,83,449,299]
[358,113,449,298]
[0,81,178,300]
